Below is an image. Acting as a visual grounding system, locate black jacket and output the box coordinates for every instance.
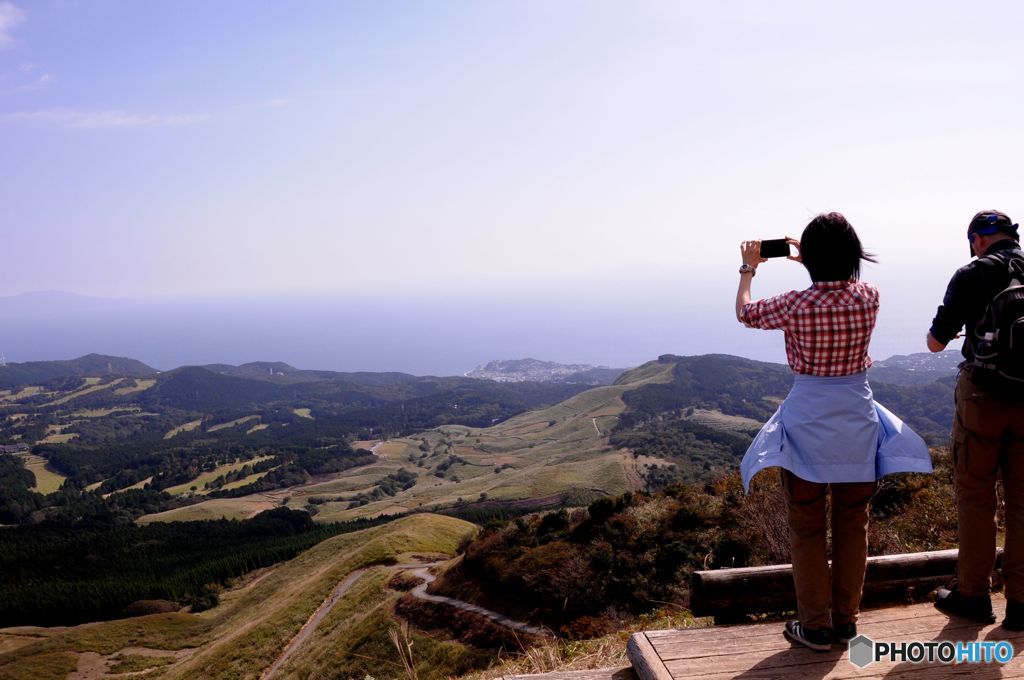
[930,238,1023,363]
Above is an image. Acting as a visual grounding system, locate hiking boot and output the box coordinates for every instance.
[934,587,996,624]
[784,620,833,652]
[834,622,857,645]
[1003,599,1024,631]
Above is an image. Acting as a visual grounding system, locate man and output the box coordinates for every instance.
[928,209,1024,629]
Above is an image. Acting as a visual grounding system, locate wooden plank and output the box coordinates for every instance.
[653,612,1022,659]
[664,648,1015,679]
[655,614,1024,663]
[648,599,1011,649]
[626,632,673,680]
[685,661,1013,680]
[642,596,1024,679]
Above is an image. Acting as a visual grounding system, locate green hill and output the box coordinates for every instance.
[136,353,954,524]
[142,366,289,411]
[0,354,156,389]
[0,513,482,680]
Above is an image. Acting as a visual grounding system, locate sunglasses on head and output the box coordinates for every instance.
[968,226,1004,242]
[968,214,1017,242]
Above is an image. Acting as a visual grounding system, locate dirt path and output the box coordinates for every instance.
[408,564,553,638]
[260,568,368,680]
[261,558,552,678]
[592,417,602,436]
[620,448,645,492]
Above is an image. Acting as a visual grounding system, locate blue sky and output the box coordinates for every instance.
[2,1,1024,362]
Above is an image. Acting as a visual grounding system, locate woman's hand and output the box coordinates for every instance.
[786,236,802,263]
[740,240,767,266]
[736,241,763,323]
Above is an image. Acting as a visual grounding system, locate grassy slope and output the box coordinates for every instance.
[112,378,157,396]
[42,379,125,407]
[162,456,275,496]
[314,361,677,521]
[139,360,677,525]
[15,453,66,494]
[207,415,260,433]
[0,514,477,680]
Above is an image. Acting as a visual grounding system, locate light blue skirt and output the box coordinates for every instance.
[740,372,933,492]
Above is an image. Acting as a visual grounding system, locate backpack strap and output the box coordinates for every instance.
[972,248,1024,373]
[1009,251,1024,285]
[981,248,1024,284]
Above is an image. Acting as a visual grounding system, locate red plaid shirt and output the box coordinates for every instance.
[740,280,879,376]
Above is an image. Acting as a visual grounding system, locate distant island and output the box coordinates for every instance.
[868,349,963,385]
[466,358,626,385]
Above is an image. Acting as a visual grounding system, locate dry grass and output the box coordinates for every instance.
[15,453,66,494]
[307,368,683,523]
[458,609,706,679]
[43,379,124,407]
[684,408,762,433]
[292,408,313,419]
[162,456,275,497]
[2,515,478,680]
[113,378,157,396]
[0,386,45,403]
[220,468,275,491]
[37,422,80,445]
[138,496,279,523]
[72,407,141,418]
[208,415,259,433]
[164,419,203,439]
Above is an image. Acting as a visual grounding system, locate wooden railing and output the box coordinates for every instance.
[690,548,1004,623]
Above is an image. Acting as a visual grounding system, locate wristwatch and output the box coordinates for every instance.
[739,264,757,276]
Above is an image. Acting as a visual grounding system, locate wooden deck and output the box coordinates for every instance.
[627,593,1024,679]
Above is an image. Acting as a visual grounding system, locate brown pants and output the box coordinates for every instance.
[952,370,1024,601]
[783,469,875,630]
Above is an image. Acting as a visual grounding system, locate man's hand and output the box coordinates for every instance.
[926,332,947,353]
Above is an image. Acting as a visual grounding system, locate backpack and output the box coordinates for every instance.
[972,249,1024,384]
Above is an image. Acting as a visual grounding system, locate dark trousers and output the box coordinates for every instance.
[952,370,1024,601]
[782,469,875,629]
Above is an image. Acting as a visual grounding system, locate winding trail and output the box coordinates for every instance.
[261,560,552,678]
[408,564,553,638]
[260,568,368,680]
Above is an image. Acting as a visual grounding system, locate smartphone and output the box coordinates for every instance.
[759,239,792,259]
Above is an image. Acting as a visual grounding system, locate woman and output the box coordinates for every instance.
[736,212,932,651]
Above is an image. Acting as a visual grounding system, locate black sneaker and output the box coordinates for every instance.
[1003,599,1024,631]
[784,620,833,652]
[934,587,996,624]
[834,622,857,645]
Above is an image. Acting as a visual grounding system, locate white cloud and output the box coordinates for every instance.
[12,72,54,91]
[2,108,209,128]
[0,2,25,49]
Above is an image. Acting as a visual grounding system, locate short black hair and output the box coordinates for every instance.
[800,212,877,282]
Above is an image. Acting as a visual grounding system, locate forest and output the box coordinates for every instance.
[0,507,396,627]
